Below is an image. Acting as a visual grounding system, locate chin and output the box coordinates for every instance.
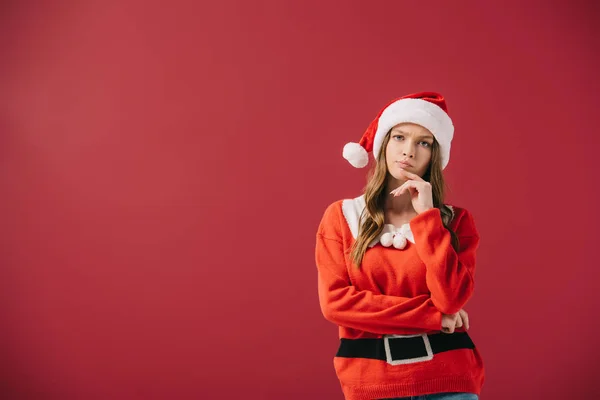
[389,171,407,181]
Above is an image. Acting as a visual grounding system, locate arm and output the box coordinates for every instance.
[409,207,480,315]
[316,232,443,335]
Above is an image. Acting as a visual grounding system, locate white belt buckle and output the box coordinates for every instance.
[383,333,434,365]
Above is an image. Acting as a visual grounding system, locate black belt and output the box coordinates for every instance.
[336,332,475,365]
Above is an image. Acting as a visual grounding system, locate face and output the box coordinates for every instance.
[385,123,434,180]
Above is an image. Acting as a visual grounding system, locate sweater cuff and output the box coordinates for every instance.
[409,207,445,237]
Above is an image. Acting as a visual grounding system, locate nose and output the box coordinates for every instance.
[402,144,415,158]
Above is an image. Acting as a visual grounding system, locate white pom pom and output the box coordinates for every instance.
[393,234,407,249]
[380,232,394,247]
[342,142,369,168]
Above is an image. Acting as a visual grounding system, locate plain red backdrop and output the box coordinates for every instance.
[1,1,599,399]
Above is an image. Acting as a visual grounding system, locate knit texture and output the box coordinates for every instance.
[315,199,484,400]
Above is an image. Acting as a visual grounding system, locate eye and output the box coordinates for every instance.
[419,141,432,147]
[393,135,404,140]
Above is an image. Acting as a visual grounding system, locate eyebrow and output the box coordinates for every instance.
[391,129,434,141]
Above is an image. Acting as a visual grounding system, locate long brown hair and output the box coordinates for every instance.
[349,130,459,267]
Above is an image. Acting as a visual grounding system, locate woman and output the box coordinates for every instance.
[315,92,484,400]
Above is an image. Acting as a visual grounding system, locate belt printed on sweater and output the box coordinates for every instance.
[336,332,475,365]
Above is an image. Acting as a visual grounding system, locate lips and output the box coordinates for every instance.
[396,161,413,168]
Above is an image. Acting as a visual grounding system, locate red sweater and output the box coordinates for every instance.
[315,195,484,400]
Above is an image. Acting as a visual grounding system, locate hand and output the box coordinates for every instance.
[441,309,470,334]
[389,169,434,214]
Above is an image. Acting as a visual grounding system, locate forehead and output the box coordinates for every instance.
[390,123,433,139]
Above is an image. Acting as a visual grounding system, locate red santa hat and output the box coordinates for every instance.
[342,92,455,169]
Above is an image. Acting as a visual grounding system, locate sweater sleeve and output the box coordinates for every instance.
[315,203,443,335]
[409,207,480,315]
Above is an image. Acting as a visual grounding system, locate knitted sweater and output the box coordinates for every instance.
[315,195,484,400]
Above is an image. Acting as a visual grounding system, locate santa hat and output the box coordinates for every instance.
[342,92,454,169]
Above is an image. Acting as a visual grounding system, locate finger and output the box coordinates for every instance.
[394,181,419,196]
[391,181,411,196]
[443,313,458,334]
[396,182,411,196]
[461,310,469,330]
[390,184,404,195]
[443,325,455,334]
[398,168,425,182]
[390,184,406,195]
[441,314,453,334]
[455,313,463,328]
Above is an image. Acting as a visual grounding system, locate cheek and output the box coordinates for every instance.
[386,141,399,155]
[385,141,400,163]
[418,149,433,170]
[423,149,433,162]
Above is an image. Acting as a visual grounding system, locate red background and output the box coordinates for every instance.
[1,1,599,399]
